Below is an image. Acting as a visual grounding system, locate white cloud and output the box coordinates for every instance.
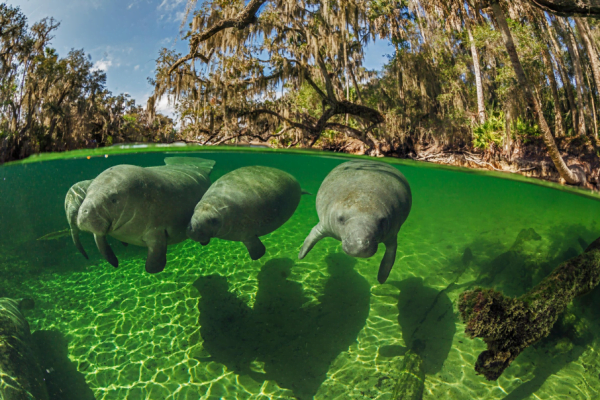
[156,95,176,117]
[158,37,173,46]
[134,65,140,71]
[92,59,113,72]
[158,0,186,11]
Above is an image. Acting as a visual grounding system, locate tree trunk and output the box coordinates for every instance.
[586,64,599,136]
[561,18,588,136]
[544,16,579,134]
[541,45,565,136]
[490,1,583,185]
[466,19,486,124]
[575,17,600,137]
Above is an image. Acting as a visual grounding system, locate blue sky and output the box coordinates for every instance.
[9,0,392,115]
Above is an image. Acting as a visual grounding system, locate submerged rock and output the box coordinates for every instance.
[0,298,48,400]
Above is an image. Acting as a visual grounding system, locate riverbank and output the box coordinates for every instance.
[317,136,600,192]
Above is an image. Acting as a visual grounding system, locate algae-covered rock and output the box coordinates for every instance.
[391,350,425,400]
[0,298,48,400]
[458,237,600,380]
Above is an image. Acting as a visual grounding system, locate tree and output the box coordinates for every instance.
[489,0,584,184]
[156,0,385,152]
[0,4,176,163]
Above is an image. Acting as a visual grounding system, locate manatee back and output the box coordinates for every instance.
[202,166,302,240]
[317,160,412,226]
[148,157,215,193]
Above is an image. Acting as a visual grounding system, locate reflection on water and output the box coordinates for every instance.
[1,151,600,399]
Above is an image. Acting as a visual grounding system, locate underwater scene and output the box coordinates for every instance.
[1,150,600,400]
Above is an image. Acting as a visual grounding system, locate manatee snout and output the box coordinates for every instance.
[342,233,378,258]
[77,200,111,234]
[187,213,220,246]
[186,222,211,245]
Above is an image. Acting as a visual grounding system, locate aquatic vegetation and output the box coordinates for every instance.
[391,350,425,400]
[0,298,48,400]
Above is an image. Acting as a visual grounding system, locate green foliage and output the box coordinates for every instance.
[473,111,505,150]
[512,118,541,144]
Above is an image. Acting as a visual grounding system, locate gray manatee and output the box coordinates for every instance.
[0,298,49,400]
[298,160,412,283]
[187,166,306,260]
[68,157,215,273]
[65,179,93,259]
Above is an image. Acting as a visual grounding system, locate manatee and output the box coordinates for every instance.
[187,166,306,260]
[65,179,93,259]
[298,160,412,283]
[68,157,215,273]
[0,298,49,400]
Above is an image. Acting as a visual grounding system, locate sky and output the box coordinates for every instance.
[9,0,393,115]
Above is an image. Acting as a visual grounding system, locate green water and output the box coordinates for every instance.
[1,150,600,400]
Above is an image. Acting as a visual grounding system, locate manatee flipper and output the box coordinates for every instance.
[144,230,168,273]
[121,241,129,247]
[378,236,398,284]
[298,223,327,259]
[94,234,119,268]
[71,228,89,259]
[65,179,93,259]
[243,237,266,260]
[301,189,313,195]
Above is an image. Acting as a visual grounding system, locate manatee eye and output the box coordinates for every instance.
[337,215,346,225]
[112,198,117,204]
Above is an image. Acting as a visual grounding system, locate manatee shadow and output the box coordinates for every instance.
[388,277,456,374]
[31,330,95,400]
[193,253,370,400]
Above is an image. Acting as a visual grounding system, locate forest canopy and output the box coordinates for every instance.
[0,3,176,163]
[2,0,600,190]
[149,0,600,188]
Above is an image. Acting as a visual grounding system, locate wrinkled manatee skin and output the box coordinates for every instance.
[299,160,412,283]
[72,157,215,273]
[0,298,48,400]
[188,166,303,260]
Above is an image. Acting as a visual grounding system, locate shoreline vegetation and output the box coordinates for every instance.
[3,1,600,190]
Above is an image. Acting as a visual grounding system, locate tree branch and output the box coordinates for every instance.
[168,48,214,75]
[528,0,600,17]
[193,0,266,42]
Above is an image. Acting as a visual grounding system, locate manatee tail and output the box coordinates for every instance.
[164,157,216,175]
